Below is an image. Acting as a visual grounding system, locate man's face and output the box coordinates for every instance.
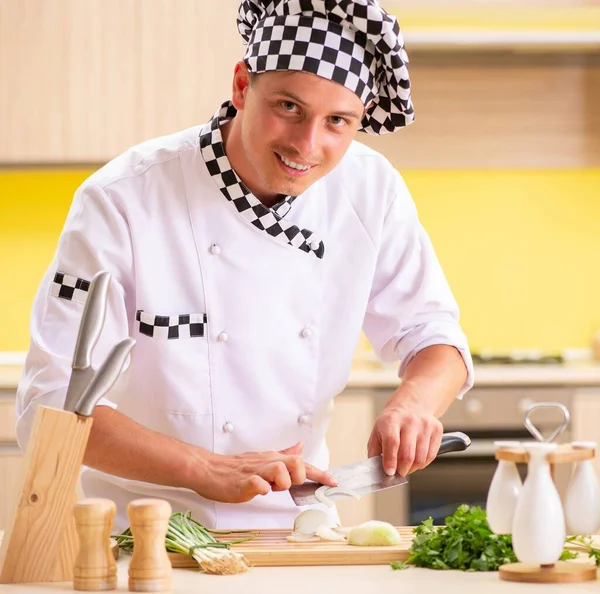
[232,63,365,199]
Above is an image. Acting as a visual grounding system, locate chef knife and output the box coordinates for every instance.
[73,337,135,416]
[289,431,471,506]
[64,271,111,412]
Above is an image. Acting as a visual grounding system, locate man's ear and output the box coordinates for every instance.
[232,60,252,111]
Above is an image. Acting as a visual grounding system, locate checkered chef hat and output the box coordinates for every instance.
[237,0,414,134]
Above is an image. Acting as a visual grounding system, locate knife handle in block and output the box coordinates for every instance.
[0,406,93,584]
[74,498,117,591]
[127,499,172,592]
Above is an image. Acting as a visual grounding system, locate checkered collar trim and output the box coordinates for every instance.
[199,101,325,259]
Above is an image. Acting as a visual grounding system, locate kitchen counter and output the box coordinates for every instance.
[349,361,600,389]
[3,360,600,390]
[1,558,599,593]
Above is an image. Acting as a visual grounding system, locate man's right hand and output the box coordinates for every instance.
[198,442,338,503]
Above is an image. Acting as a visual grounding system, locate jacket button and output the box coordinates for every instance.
[298,414,310,425]
[217,332,228,342]
[310,241,320,251]
[223,422,234,433]
[300,327,312,339]
[210,244,221,255]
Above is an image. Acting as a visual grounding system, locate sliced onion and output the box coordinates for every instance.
[286,532,321,543]
[315,485,361,508]
[333,526,352,536]
[315,524,347,541]
[293,509,337,535]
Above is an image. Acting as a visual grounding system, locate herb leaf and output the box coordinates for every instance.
[407,505,517,571]
[390,561,410,570]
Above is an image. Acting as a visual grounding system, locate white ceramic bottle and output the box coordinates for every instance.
[564,441,600,535]
[486,441,523,534]
[511,442,566,565]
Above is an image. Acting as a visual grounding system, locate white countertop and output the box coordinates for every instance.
[348,361,600,389]
[3,360,600,391]
[1,557,598,593]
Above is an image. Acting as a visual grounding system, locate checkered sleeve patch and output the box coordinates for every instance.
[136,310,207,340]
[50,271,90,305]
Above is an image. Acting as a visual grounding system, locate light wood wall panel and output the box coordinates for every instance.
[359,52,600,169]
[0,1,598,167]
[0,0,243,163]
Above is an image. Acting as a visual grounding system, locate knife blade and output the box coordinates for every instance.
[289,431,471,506]
[74,337,135,416]
[64,271,111,412]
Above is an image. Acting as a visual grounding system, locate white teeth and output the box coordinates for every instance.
[279,154,311,171]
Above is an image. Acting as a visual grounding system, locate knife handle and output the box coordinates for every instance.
[437,431,471,456]
[72,271,111,369]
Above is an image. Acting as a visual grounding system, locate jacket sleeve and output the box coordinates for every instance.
[15,181,135,450]
[362,174,474,399]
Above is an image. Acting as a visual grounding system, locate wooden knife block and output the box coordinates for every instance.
[0,405,93,584]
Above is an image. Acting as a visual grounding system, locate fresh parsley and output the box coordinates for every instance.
[405,505,517,571]
[390,504,592,572]
[565,535,600,565]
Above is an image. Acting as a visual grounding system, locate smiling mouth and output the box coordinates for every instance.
[276,152,316,174]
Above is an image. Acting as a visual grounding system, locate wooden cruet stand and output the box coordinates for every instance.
[497,401,598,583]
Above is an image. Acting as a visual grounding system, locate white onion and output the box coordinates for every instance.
[315,524,347,541]
[315,486,361,508]
[293,509,337,535]
[347,521,402,546]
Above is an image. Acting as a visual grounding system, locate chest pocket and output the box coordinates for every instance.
[132,309,212,416]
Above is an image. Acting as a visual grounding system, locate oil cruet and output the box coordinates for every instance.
[511,402,569,565]
[486,440,522,534]
[511,440,565,564]
[564,441,600,535]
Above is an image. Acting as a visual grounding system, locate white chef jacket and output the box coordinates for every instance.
[16,101,474,532]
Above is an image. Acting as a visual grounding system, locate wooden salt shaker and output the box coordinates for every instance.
[127,499,172,592]
[73,498,118,591]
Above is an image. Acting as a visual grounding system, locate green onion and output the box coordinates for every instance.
[113,511,255,575]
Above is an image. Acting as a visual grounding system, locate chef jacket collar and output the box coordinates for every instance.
[199,100,325,259]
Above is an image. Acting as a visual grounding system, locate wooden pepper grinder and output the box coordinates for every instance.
[73,498,118,591]
[127,499,172,592]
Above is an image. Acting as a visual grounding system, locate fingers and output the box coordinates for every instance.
[262,460,293,492]
[305,463,338,487]
[280,441,303,456]
[380,423,401,476]
[426,425,443,466]
[396,421,418,477]
[281,454,307,486]
[240,474,271,500]
[367,431,382,459]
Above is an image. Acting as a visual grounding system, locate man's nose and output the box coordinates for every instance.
[289,118,320,160]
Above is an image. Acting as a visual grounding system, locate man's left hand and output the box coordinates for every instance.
[367,401,443,478]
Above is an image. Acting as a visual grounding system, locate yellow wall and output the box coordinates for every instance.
[1,168,599,353]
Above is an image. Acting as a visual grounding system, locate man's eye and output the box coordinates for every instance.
[280,101,297,112]
[329,116,347,127]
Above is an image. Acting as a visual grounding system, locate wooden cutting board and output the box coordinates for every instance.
[168,526,415,568]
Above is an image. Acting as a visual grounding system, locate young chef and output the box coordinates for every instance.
[16,0,474,531]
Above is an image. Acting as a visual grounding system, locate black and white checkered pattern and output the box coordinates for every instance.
[237,0,414,135]
[199,101,325,259]
[136,310,207,340]
[51,271,90,304]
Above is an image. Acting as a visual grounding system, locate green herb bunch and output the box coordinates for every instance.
[406,505,517,571]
